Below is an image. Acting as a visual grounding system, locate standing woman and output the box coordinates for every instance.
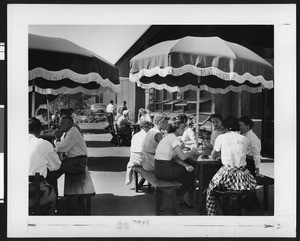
[206,116,257,215]
[154,116,198,207]
[239,116,262,178]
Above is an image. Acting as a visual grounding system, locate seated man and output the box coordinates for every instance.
[125,121,153,185]
[29,117,61,215]
[47,115,88,188]
[117,110,132,146]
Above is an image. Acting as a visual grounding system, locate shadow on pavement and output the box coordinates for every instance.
[86,140,116,148]
[88,156,128,172]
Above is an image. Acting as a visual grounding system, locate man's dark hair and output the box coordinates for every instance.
[29,117,42,135]
[123,101,127,105]
[222,116,240,131]
[110,100,114,104]
[238,116,254,129]
[61,115,74,125]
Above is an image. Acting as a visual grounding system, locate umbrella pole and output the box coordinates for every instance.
[195,76,200,147]
[31,91,35,117]
[46,95,50,131]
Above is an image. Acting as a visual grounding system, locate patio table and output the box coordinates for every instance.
[187,148,222,214]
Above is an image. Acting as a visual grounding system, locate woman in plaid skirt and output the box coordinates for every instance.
[206,116,257,215]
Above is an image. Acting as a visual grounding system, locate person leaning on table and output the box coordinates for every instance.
[46,115,88,190]
[29,117,61,215]
[154,116,199,208]
[206,116,257,216]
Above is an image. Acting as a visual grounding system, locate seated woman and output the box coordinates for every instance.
[206,116,257,215]
[180,118,196,145]
[154,116,199,208]
[141,113,169,171]
[35,108,50,130]
[125,121,153,185]
[208,113,225,148]
[239,116,262,178]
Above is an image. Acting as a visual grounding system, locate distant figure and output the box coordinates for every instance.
[180,118,196,144]
[29,117,61,214]
[239,116,262,178]
[139,109,152,123]
[117,110,132,146]
[117,101,127,119]
[125,121,153,185]
[106,100,115,129]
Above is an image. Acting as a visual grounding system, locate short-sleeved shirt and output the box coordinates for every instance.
[154,133,181,161]
[106,103,115,113]
[130,129,147,153]
[29,134,61,178]
[143,127,161,154]
[214,131,250,168]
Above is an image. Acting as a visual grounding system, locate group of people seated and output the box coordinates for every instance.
[29,108,87,215]
[126,112,262,215]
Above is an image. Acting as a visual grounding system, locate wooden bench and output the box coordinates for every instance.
[132,166,183,215]
[214,189,257,215]
[256,174,274,211]
[64,167,95,215]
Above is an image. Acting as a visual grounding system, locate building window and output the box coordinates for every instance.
[99,93,104,103]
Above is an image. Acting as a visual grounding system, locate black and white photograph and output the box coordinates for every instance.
[5,3,297,239]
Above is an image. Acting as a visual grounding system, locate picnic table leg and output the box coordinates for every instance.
[134,170,139,192]
[171,189,178,215]
[86,196,91,215]
[155,188,163,215]
[78,197,86,215]
[263,185,269,211]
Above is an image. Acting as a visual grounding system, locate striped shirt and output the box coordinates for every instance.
[154,133,181,161]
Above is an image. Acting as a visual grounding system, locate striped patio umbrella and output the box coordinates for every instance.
[29,33,120,119]
[129,36,274,145]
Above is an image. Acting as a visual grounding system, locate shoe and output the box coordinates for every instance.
[180,200,194,209]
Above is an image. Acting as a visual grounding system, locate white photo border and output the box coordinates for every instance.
[7,4,296,238]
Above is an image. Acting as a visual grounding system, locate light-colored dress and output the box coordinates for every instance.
[125,129,148,185]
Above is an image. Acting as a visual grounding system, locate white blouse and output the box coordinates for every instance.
[154,133,181,161]
[214,131,250,168]
[29,134,61,178]
[143,127,161,154]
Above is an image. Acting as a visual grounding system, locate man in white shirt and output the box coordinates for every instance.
[49,115,88,180]
[106,100,115,129]
[29,117,61,214]
[239,116,262,178]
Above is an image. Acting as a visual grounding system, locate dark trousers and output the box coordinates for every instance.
[46,156,87,196]
[107,113,114,126]
[154,159,195,198]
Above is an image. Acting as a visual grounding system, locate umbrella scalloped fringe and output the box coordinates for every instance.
[29,67,120,93]
[129,65,274,90]
[29,85,116,96]
[130,79,264,94]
